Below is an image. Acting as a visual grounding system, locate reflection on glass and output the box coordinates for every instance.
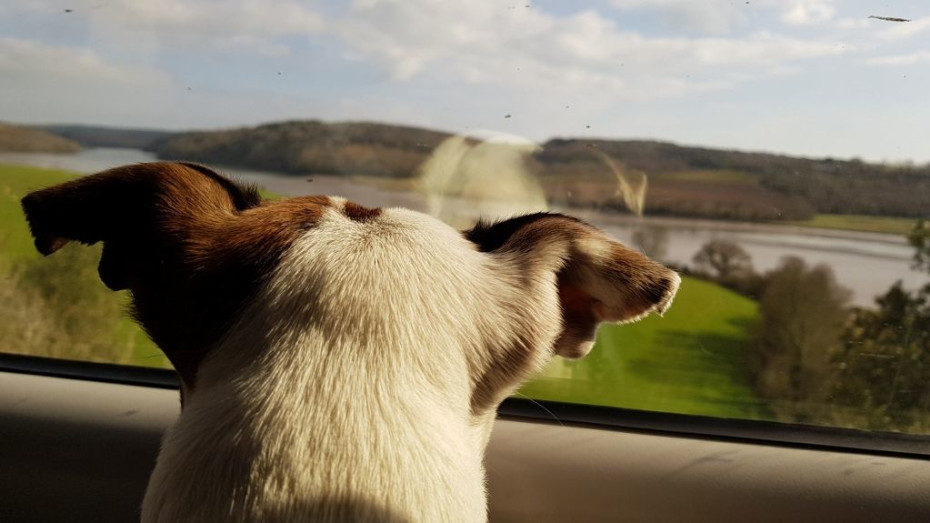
[1,1,928,434]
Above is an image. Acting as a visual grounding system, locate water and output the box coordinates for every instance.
[0,148,159,174]
[3,147,925,306]
[588,216,924,307]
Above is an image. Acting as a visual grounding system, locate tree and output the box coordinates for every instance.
[691,239,763,295]
[828,220,930,432]
[830,282,930,432]
[908,219,930,272]
[750,257,851,423]
[692,239,753,282]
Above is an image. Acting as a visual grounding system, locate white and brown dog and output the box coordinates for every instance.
[22,162,679,522]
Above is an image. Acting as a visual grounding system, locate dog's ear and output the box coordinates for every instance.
[466,213,680,359]
[21,162,261,290]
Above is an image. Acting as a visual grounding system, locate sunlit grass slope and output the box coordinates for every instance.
[2,163,768,420]
[784,214,916,235]
[520,276,768,420]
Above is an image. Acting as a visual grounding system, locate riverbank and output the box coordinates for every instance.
[2,148,926,306]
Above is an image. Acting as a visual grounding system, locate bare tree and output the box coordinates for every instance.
[692,239,753,281]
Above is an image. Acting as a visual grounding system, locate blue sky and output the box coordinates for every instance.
[1,0,928,162]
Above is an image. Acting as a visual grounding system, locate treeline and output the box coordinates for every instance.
[0,124,82,153]
[35,124,172,150]
[24,119,927,221]
[541,139,930,219]
[143,119,930,221]
[150,120,451,177]
[759,169,930,218]
[685,224,930,433]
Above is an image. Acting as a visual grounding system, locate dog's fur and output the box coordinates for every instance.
[21,162,679,522]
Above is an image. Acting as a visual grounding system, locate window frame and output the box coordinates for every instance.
[3,352,928,460]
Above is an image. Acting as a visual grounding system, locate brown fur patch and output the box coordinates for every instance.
[343,201,382,222]
[599,243,677,319]
[22,162,332,393]
[465,212,583,254]
[463,213,678,413]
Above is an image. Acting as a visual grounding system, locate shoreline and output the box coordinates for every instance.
[0,150,912,245]
[562,210,909,246]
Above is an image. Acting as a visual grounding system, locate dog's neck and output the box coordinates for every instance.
[148,331,492,521]
[149,229,512,520]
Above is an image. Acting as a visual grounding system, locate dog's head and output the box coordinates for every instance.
[21,162,678,415]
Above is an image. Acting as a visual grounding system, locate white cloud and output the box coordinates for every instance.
[84,0,322,55]
[876,17,930,41]
[0,37,170,87]
[104,0,321,36]
[0,37,173,125]
[213,35,291,57]
[334,1,848,101]
[866,50,930,67]
[834,17,870,30]
[781,0,835,25]
[610,0,698,6]
[610,0,837,32]
[610,0,751,34]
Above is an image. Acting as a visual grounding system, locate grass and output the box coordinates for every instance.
[1,162,770,420]
[0,163,167,368]
[0,164,77,264]
[783,214,917,236]
[520,276,769,420]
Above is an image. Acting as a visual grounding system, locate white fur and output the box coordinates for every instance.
[21,162,677,521]
[140,205,676,522]
[141,208,562,522]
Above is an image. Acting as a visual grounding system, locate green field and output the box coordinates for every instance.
[0,163,167,367]
[783,214,916,235]
[2,163,768,419]
[0,165,76,263]
[520,277,768,419]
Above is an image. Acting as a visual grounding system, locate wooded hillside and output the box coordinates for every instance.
[150,120,450,177]
[0,124,81,153]
[539,139,930,219]
[139,120,930,221]
[36,124,172,150]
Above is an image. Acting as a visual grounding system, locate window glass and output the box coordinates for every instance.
[1,1,928,434]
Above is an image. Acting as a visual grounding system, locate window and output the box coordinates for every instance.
[1,1,928,436]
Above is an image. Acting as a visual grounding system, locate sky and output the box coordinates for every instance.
[1,0,928,162]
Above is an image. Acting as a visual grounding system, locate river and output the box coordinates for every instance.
[2,147,925,306]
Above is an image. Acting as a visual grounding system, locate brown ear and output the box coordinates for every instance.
[466,213,680,359]
[20,162,261,290]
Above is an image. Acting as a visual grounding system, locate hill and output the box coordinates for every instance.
[540,139,930,219]
[0,124,82,153]
[146,119,930,222]
[35,124,173,149]
[150,120,451,177]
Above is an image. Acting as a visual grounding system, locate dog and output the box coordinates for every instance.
[21,162,679,522]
